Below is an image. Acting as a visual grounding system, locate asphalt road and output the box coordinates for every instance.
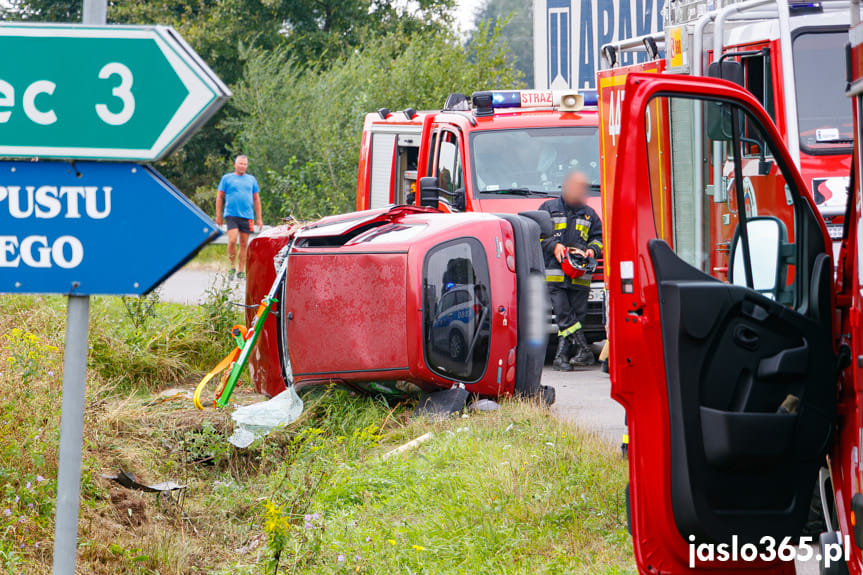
[158,267,821,574]
[159,268,243,305]
[547,361,626,447]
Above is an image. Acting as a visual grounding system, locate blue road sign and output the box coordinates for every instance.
[0,160,220,295]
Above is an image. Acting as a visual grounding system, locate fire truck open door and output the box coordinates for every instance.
[608,73,837,573]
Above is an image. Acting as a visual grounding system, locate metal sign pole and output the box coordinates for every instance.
[51,295,90,575]
[51,8,104,575]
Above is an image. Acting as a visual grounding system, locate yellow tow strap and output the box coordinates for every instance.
[193,325,248,410]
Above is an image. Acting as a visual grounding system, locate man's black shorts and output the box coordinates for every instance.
[225,215,254,234]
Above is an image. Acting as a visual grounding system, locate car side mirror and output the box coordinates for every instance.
[729,216,788,299]
[419,177,441,208]
[453,188,466,211]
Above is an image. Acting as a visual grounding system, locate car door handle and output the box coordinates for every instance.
[758,343,809,381]
[733,325,759,350]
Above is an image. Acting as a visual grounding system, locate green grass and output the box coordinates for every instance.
[0,292,634,574]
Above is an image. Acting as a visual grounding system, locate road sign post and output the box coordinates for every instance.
[52,3,107,571]
[52,294,89,575]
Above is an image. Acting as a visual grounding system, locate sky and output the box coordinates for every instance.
[454,0,485,34]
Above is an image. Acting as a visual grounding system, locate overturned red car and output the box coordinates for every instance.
[245,205,553,403]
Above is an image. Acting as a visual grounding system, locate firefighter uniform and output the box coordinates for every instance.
[539,196,603,369]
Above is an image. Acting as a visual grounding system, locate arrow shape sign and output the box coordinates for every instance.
[0,161,221,295]
[0,24,230,161]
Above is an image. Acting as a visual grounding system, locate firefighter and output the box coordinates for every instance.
[540,171,603,371]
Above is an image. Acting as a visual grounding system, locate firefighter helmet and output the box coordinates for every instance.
[561,250,597,279]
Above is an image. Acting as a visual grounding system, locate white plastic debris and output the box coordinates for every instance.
[228,387,304,448]
[468,399,499,412]
[381,432,434,461]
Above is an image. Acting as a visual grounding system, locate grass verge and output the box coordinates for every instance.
[0,293,634,574]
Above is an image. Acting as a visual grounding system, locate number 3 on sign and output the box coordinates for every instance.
[96,63,135,126]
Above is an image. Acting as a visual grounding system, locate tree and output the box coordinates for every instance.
[0,0,287,206]
[470,0,533,87]
[226,22,524,221]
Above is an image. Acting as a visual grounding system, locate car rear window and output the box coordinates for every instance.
[422,238,492,382]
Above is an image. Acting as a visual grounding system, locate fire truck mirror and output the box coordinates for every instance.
[419,176,441,208]
[729,216,787,299]
[707,60,744,87]
[453,188,466,211]
[705,101,738,142]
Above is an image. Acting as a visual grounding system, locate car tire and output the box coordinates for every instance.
[448,331,467,362]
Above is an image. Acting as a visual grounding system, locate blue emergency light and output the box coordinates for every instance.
[472,89,596,116]
[788,2,822,13]
[491,91,522,108]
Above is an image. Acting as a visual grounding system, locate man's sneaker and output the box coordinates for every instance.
[228,268,236,279]
[237,272,246,280]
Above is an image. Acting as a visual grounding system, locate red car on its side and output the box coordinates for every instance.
[245,205,553,403]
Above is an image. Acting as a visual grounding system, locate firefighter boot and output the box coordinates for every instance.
[570,331,596,367]
[552,336,575,371]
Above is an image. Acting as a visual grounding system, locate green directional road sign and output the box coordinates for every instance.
[0,24,230,161]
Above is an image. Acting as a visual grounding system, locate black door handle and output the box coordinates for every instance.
[733,325,759,350]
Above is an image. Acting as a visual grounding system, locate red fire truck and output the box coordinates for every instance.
[356,90,608,341]
[600,0,852,255]
[601,1,863,572]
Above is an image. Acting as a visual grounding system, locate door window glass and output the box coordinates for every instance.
[793,31,853,154]
[437,131,465,209]
[645,95,801,304]
[422,238,491,382]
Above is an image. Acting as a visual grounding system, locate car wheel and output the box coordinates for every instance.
[448,331,467,362]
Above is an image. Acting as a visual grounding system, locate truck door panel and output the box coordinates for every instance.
[609,74,836,573]
[650,238,834,542]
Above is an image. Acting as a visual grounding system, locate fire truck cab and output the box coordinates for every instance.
[601,0,852,245]
[601,1,863,573]
[357,91,608,341]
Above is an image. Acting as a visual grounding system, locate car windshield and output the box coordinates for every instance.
[793,30,853,154]
[470,127,600,196]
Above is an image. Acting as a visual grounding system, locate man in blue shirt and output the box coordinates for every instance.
[215,155,263,278]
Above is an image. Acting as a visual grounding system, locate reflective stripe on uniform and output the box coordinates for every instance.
[575,219,590,240]
[622,433,629,445]
[552,216,567,231]
[589,240,603,251]
[558,322,582,337]
[546,270,591,286]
